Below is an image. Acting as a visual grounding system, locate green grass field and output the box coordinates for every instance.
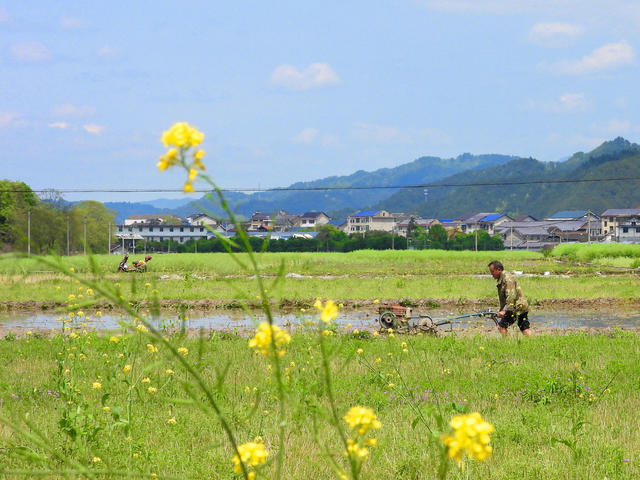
[1,328,638,479]
[1,249,639,309]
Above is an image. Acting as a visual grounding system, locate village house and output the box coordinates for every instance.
[600,208,640,241]
[347,210,395,233]
[394,218,441,237]
[123,214,179,226]
[299,211,330,228]
[186,213,218,227]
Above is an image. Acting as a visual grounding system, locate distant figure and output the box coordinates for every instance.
[133,255,152,270]
[118,254,130,272]
[488,260,532,337]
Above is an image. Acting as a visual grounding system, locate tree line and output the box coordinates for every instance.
[144,224,503,253]
[0,180,116,255]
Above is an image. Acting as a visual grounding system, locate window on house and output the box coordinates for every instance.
[636,228,640,233]
[180,227,184,232]
[200,227,204,232]
[190,227,194,232]
[160,227,164,232]
[169,227,174,232]
[623,227,628,233]
[149,227,154,232]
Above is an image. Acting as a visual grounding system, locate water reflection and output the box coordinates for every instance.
[1,310,639,331]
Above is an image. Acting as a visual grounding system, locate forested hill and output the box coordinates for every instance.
[375,137,640,219]
[169,153,518,218]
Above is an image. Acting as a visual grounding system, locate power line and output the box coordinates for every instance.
[1,175,640,194]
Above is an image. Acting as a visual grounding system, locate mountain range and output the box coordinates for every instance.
[104,137,640,223]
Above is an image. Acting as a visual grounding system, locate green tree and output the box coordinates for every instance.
[0,180,37,247]
[69,201,117,254]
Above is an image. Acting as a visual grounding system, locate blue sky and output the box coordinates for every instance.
[1,1,639,201]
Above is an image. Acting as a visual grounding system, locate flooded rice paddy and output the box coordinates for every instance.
[1,309,639,333]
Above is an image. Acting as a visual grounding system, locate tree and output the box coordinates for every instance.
[0,180,38,248]
[70,201,117,254]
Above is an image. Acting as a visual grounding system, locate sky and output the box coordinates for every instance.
[1,1,640,202]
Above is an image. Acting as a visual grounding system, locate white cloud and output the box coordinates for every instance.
[529,22,584,47]
[52,104,96,117]
[292,128,319,144]
[419,0,562,14]
[271,63,340,90]
[352,122,451,145]
[97,45,116,57]
[0,8,9,23]
[547,42,635,74]
[60,17,89,29]
[48,122,69,129]
[0,112,19,129]
[556,93,588,112]
[83,124,105,134]
[10,42,51,63]
[353,122,407,143]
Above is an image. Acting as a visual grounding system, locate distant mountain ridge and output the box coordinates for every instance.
[103,137,639,223]
[375,137,640,219]
[168,153,519,219]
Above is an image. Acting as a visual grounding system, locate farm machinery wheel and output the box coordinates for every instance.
[417,315,437,334]
[379,312,397,329]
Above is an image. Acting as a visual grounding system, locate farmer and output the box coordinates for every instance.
[488,260,532,337]
[118,254,129,272]
[133,255,152,269]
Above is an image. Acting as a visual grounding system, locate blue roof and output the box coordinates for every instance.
[328,220,344,226]
[548,210,587,219]
[351,210,381,217]
[438,219,453,223]
[480,214,503,222]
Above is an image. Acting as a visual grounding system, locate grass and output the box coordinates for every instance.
[1,250,639,308]
[0,328,638,479]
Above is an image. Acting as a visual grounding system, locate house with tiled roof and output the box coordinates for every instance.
[600,208,640,242]
[300,211,330,228]
[347,210,395,234]
[124,214,182,226]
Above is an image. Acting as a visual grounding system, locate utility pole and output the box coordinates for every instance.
[27,209,31,257]
[474,224,478,252]
[66,215,70,256]
[83,217,87,255]
[510,226,513,251]
[195,238,198,254]
[587,210,591,244]
[108,223,111,254]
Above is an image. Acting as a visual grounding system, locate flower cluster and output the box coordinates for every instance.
[157,122,206,193]
[343,406,381,466]
[248,322,291,357]
[314,299,338,324]
[232,441,269,480]
[441,412,494,468]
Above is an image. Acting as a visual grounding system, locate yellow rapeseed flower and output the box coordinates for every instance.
[109,336,119,343]
[177,347,189,356]
[168,417,177,424]
[161,122,205,148]
[345,438,369,461]
[232,441,269,477]
[315,299,338,323]
[136,324,148,333]
[123,364,132,373]
[147,343,159,354]
[142,377,151,384]
[248,322,291,357]
[343,406,382,436]
[183,182,195,193]
[165,369,174,375]
[441,412,495,468]
[92,382,102,390]
[148,386,157,394]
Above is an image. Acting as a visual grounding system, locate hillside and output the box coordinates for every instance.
[168,153,518,218]
[376,137,640,218]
